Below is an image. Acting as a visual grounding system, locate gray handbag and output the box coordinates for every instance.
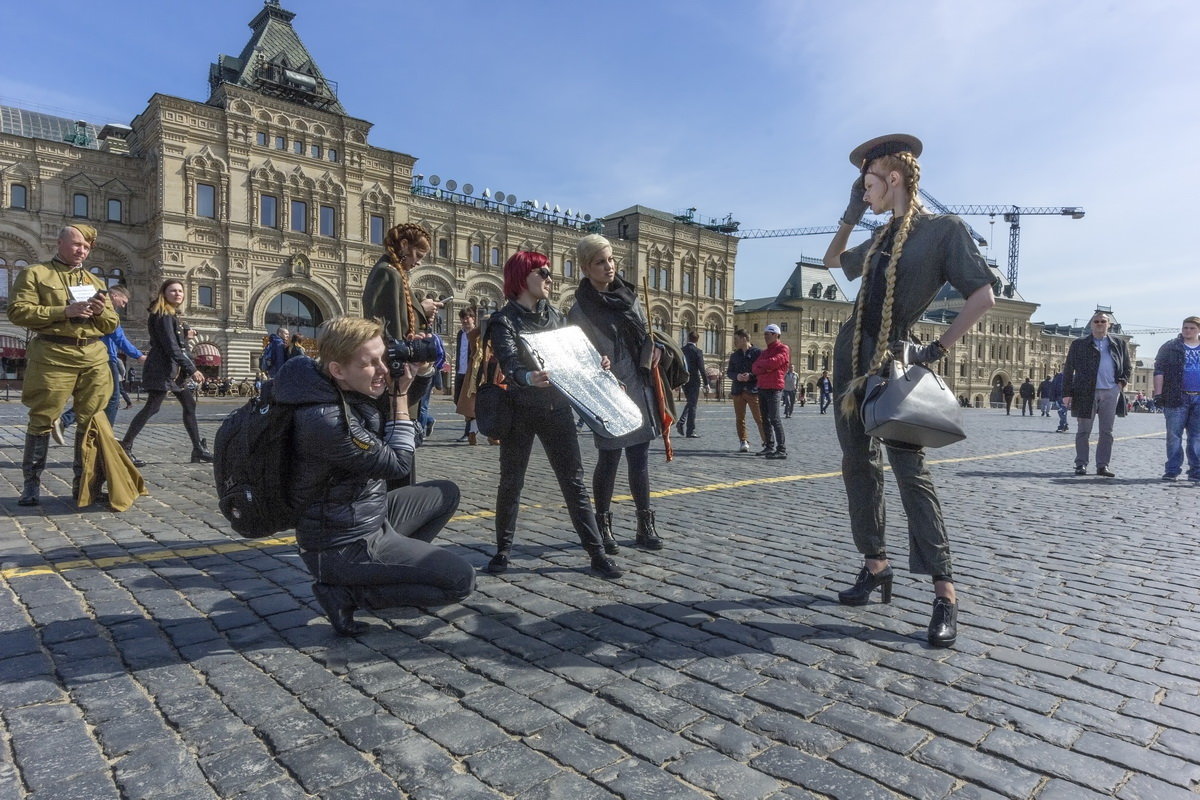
[861,348,965,448]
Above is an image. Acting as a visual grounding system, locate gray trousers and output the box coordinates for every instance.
[832,323,955,577]
[833,396,953,577]
[1075,386,1120,469]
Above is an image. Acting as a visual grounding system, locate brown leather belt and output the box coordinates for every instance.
[38,334,99,346]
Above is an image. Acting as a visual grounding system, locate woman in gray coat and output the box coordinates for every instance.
[568,233,664,552]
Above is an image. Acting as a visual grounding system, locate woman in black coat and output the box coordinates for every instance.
[484,251,622,580]
[568,233,663,552]
[121,279,211,465]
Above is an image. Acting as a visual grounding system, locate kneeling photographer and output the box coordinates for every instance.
[274,316,474,636]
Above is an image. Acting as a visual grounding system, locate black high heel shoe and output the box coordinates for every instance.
[927,597,958,647]
[837,565,894,605]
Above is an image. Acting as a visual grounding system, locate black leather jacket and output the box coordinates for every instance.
[488,299,573,412]
[272,356,415,551]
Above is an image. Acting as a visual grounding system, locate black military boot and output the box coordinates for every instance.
[190,436,214,463]
[18,433,51,506]
[595,511,620,554]
[635,509,663,550]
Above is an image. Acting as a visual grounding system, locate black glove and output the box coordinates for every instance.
[1153,394,1164,407]
[891,340,945,366]
[840,175,868,227]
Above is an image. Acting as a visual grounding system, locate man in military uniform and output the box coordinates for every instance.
[7,224,119,505]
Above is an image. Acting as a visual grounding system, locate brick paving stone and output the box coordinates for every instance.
[903,703,992,746]
[1037,779,1115,800]
[416,708,513,756]
[198,741,290,797]
[597,678,706,731]
[745,711,846,756]
[979,727,1127,793]
[273,737,375,794]
[525,719,625,774]
[516,771,620,800]
[587,711,699,765]
[24,771,121,800]
[751,744,901,800]
[666,748,782,800]
[1116,773,1200,800]
[459,684,561,736]
[3,406,1198,799]
[591,757,711,800]
[826,740,956,800]
[1073,731,1200,788]
[465,740,565,795]
[681,716,773,761]
[115,749,211,800]
[967,698,1082,748]
[911,738,1043,799]
[1050,699,1159,746]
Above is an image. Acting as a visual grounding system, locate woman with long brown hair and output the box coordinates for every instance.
[121,279,211,465]
[822,134,995,648]
[363,222,440,416]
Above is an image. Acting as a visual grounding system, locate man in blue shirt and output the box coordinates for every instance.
[55,284,147,443]
[1154,315,1200,482]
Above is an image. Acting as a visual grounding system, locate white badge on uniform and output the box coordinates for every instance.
[68,285,96,303]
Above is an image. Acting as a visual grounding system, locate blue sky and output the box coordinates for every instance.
[3,0,1196,358]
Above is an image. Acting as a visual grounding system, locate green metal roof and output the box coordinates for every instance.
[0,105,101,148]
[207,1,345,115]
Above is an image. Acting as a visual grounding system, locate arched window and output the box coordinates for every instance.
[490,247,501,266]
[471,244,482,263]
[563,259,574,279]
[73,193,89,218]
[265,291,324,340]
[10,185,27,209]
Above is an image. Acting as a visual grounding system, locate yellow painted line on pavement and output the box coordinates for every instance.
[0,432,1160,582]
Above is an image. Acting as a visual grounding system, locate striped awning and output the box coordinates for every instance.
[193,342,221,367]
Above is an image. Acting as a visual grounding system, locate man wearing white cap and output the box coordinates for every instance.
[752,324,791,459]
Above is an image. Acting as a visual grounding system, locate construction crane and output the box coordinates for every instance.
[732,192,1081,291]
[918,190,1084,289]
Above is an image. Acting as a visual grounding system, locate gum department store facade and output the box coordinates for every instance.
[0,1,1148,401]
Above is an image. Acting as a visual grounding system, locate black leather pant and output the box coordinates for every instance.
[593,441,650,514]
[496,405,602,554]
[301,481,474,608]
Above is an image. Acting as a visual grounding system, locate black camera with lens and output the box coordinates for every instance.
[385,336,442,376]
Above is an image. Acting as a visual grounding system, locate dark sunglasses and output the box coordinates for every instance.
[533,267,552,280]
[1091,319,1109,324]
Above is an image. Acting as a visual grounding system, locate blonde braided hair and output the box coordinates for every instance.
[840,152,923,417]
[383,222,432,337]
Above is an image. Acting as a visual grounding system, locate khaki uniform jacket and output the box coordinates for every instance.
[7,258,119,343]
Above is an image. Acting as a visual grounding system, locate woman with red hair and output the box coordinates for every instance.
[483,251,622,579]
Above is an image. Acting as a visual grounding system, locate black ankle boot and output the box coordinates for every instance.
[312,582,367,636]
[191,437,213,463]
[635,509,663,550]
[120,440,146,468]
[837,565,894,605]
[927,597,958,648]
[596,511,619,554]
[18,433,50,506]
[587,548,623,579]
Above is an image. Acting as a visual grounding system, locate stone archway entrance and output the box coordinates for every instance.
[265,290,324,341]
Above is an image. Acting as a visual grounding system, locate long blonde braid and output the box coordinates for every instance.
[840,152,923,417]
[383,222,432,337]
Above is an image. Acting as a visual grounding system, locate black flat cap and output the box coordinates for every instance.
[849,134,923,168]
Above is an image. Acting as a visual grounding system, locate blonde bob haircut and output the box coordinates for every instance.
[576,233,612,272]
[317,316,385,372]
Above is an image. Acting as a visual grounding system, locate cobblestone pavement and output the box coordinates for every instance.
[1,396,1197,800]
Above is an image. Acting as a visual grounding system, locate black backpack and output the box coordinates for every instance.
[213,381,299,538]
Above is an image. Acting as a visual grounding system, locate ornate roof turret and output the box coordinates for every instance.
[207,0,345,114]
